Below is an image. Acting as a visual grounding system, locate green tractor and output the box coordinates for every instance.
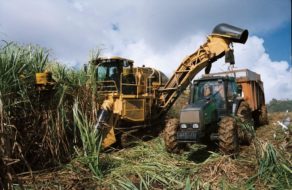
[164,69,266,155]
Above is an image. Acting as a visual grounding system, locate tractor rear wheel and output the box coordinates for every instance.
[236,101,254,145]
[259,105,268,125]
[163,118,185,153]
[218,116,239,156]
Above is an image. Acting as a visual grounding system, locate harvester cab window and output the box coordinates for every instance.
[97,66,107,81]
[97,64,120,81]
[96,62,121,92]
[121,66,137,94]
[109,67,119,81]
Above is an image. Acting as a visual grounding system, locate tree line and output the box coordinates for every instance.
[267,99,292,112]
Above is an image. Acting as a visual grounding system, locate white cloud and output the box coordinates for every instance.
[232,36,292,102]
[102,33,206,75]
[0,0,291,101]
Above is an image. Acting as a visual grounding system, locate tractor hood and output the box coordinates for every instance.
[180,100,209,124]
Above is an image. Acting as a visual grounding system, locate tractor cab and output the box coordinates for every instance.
[176,76,239,142]
[190,76,238,117]
[92,57,134,92]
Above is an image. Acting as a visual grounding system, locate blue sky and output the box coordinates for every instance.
[0,0,291,101]
[261,21,291,65]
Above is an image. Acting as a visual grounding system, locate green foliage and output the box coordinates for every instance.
[0,41,92,170]
[0,42,47,103]
[247,141,292,189]
[267,98,292,112]
[0,41,106,188]
[73,102,102,178]
[236,116,256,141]
[102,138,224,189]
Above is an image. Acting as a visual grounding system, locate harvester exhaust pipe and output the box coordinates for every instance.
[212,23,249,44]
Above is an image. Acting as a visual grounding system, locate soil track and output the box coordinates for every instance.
[15,112,292,189]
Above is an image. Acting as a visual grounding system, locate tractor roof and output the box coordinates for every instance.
[202,69,261,81]
[196,75,235,82]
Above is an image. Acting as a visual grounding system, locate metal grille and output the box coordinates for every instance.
[180,110,201,123]
[123,99,145,121]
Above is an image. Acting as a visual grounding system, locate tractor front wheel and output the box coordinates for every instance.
[218,116,239,156]
[163,118,185,153]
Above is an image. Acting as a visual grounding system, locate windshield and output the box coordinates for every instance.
[96,62,121,92]
[97,64,119,81]
[192,80,225,108]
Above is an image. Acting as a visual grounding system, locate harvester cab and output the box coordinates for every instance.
[91,57,134,92]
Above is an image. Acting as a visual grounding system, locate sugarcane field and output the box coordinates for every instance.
[0,1,291,190]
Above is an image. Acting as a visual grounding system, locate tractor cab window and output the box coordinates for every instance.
[226,81,237,100]
[192,80,225,109]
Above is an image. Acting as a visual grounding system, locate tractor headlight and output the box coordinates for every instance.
[180,124,187,129]
[192,123,199,129]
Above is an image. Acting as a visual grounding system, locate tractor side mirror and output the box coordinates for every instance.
[237,85,242,96]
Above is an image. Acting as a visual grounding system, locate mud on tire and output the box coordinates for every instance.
[259,105,269,125]
[218,116,239,156]
[163,118,185,153]
[237,101,254,145]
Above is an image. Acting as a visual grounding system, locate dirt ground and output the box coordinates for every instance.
[13,112,292,189]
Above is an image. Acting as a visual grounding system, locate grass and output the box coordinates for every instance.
[89,112,290,189]
[0,41,106,189]
[10,111,291,189]
[73,102,102,178]
[0,41,100,188]
[93,137,249,189]
[101,138,207,189]
[248,140,292,189]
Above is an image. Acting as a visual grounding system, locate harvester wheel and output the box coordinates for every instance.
[163,118,185,153]
[218,116,239,156]
[236,101,254,145]
[259,105,269,125]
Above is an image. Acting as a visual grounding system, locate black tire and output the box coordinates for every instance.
[163,118,185,153]
[218,116,239,156]
[236,101,254,145]
[259,105,269,125]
